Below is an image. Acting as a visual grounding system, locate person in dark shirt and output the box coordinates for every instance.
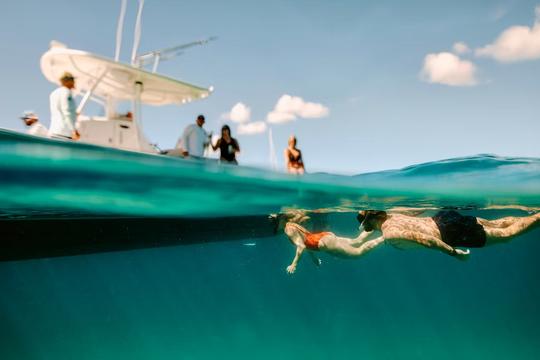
[212,125,240,164]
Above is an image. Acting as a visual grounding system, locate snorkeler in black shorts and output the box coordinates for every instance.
[353,209,540,260]
[431,210,487,248]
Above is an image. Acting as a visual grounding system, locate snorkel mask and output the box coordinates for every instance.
[357,211,367,230]
[357,210,387,232]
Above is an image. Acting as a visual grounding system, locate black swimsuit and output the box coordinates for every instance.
[288,149,302,168]
[218,138,239,163]
[432,210,487,248]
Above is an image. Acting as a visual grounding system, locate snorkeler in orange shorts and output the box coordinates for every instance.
[283,222,384,274]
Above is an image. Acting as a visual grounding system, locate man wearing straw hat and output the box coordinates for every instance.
[49,72,80,140]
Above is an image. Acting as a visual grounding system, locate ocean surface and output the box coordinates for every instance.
[1,129,540,359]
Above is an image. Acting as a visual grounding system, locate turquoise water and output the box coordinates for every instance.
[1,129,540,359]
[1,130,540,218]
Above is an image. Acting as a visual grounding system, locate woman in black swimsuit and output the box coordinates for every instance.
[284,135,305,174]
[212,125,240,164]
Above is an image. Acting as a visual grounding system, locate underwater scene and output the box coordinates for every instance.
[1,129,540,359]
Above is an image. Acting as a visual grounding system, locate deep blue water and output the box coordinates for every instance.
[1,212,539,359]
[1,129,539,359]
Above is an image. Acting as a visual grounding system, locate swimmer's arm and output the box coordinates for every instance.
[211,138,221,151]
[287,246,304,274]
[309,252,322,267]
[357,235,386,255]
[417,235,470,261]
[351,230,375,246]
[350,230,376,247]
[284,149,291,167]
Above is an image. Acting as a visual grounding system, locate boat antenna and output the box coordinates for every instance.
[114,0,127,61]
[131,0,145,66]
[268,127,278,171]
[136,36,218,73]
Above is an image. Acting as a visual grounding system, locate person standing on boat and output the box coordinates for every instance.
[20,111,48,137]
[284,135,305,174]
[212,125,240,164]
[49,72,79,140]
[177,114,211,158]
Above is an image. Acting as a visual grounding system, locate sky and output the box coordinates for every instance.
[0,0,539,174]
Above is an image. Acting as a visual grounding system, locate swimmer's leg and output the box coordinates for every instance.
[481,213,540,245]
[477,217,522,228]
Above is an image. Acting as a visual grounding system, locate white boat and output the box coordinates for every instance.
[40,41,213,154]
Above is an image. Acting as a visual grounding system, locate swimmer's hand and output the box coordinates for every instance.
[286,265,296,274]
[452,248,470,261]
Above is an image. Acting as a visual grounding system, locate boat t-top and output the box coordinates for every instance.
[39,39,213,154]
[28,0,216,155]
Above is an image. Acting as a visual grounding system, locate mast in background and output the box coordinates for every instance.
[114,0,127,62]
[131,0,145,66]
[268,127,278,171]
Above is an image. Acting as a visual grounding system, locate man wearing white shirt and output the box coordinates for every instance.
[20,111,49,137]
[176,114,211,158]
[49,72,79,140]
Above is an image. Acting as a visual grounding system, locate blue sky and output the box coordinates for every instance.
[1,0,539,174]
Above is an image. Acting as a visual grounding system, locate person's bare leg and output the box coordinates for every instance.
[482,213,540,245]
[477,217,523,228]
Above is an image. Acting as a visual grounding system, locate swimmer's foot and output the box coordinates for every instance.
[452,248,471,261]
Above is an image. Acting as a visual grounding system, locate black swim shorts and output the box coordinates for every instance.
[432,210,487,248]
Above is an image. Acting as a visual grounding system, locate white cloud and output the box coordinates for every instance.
[222,102,251,123]
[267,111,296,124]
[274,94,329,118]
[237,121,267,135]
[266,94,329,124]
[476,6,540,62]
[421,52,478,86]
[453,41,470,54]
[274,95,304,115]
[297,101,330,118]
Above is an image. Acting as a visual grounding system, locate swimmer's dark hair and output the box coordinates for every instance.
[357,210,388,231]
